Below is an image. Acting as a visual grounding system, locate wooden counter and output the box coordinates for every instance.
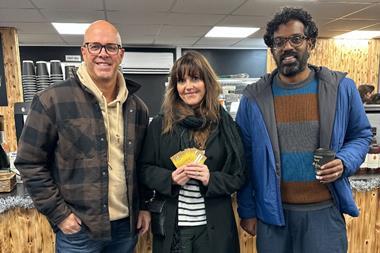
[1,187,379,253]
[346,189,380,253]
[0,207,55,253]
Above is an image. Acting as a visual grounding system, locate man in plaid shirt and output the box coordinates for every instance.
[15,20,151,253]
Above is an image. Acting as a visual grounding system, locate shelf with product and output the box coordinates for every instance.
[218,76,260,119]
[21,60,81,102]
[353,105,380,180]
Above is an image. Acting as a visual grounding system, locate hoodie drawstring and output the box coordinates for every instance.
[116,101,121,144]
[104,99,122,171]
[102,97,112,170]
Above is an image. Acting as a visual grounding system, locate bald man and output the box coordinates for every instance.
[15,20,151,253]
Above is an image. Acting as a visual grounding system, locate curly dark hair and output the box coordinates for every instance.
[264,7,318,49]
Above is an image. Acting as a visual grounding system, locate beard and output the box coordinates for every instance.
[274,49,310,77]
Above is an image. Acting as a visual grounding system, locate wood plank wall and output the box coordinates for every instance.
[0,27,23,152]
[267,38,380,92]
[0,208,55,253]
[346,189,380,253]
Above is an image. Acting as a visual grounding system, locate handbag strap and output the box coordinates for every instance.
[146,189,157,204]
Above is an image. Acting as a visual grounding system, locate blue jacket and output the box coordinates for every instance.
[236,66,372,226]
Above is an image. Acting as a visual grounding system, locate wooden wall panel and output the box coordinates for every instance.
[0,208,55,253]
[375,189,380,253]
[234,195,256,253]
[0,27,23,152]
[347,189,380,253]
[267,39,380,92]
[135,231,152,253]
[368,40,380,92]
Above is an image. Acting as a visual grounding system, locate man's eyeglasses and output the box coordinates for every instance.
[272,34,308,49]
[83,42,122,55]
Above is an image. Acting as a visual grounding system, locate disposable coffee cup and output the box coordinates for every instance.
[22,60,35,76]
[313,148,336,171]
[50,60,63,75]
[36,61,49,76]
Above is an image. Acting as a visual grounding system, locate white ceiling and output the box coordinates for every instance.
[1,0,380,48]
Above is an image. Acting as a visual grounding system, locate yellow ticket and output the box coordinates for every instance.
[170,148,207,168]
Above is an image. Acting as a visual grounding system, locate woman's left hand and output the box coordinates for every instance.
[184,163,210,186]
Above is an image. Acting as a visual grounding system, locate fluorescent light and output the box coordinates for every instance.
[335,30,380,40]
[205,26,260,38]
[52,22,91,35]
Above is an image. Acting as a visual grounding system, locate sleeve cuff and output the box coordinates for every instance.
[237,205,256,219]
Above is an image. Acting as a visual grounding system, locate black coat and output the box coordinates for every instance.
[138,114,246,253]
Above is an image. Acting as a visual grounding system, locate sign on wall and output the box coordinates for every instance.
[0,34,8,106]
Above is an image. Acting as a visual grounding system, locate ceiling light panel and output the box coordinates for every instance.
[51,22,90,35]
[205,26,259,38]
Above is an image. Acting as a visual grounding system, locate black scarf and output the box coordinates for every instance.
[178,115,206,130]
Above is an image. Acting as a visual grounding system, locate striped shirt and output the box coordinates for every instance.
[178,179,207,226]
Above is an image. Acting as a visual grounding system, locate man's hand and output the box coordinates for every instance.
[240,218,257,236]
[58,213,82,234]
[137,210,151,235]
[316,159,344,183]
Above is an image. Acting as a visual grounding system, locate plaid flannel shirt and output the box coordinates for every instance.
[15,74,149,240]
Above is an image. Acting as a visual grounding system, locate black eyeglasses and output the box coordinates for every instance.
[272,34,308,49]
[83,42,122,55]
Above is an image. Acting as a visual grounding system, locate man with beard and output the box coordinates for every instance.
[236,7,372,253]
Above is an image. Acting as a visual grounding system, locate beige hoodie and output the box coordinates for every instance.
[77,63,129,221]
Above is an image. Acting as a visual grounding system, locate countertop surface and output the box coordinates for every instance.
[349,173,380,192]
[0,183,33,213]
[1,174,379,213]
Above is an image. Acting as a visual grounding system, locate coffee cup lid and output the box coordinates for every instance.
[315,148,335,156]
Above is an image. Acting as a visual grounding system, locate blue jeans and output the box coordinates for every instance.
[56,217,137,253]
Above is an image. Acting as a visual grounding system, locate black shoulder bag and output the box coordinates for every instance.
[147,190,166,236]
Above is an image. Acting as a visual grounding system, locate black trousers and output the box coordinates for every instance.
[171,225,210,253]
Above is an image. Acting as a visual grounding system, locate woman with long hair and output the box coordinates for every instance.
[138,51,246,253]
